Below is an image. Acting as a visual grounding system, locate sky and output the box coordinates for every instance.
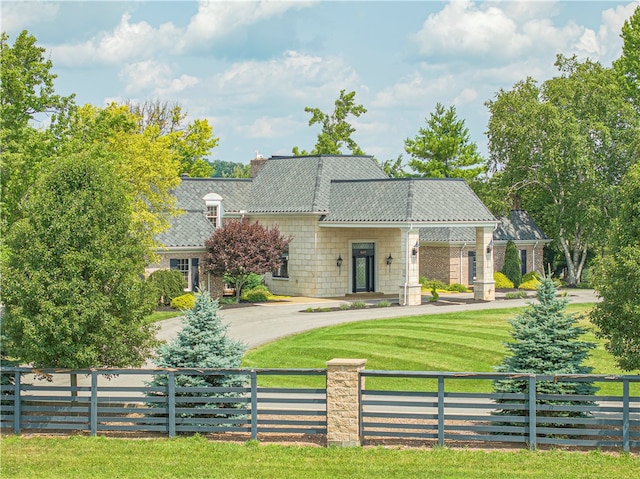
[2,0,639,166]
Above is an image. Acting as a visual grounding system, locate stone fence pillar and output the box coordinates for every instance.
[326,358,367,447]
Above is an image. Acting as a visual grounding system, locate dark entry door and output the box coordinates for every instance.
[468,251,476,285]
[352,243,375,293]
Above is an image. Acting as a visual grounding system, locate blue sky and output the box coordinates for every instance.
[3,1,638,166]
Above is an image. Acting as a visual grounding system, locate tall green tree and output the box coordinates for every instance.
[1,151,158,368]
[0,30,75,232]
[614,6,640,111]
[494,278,597,418]
[590,162,640,371]
[486,56,639,286]
[293,89,367,156]
[501,240,522,288]
[406,103,485,181]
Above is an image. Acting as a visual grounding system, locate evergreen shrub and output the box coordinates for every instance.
[521,271,541,283]
[446,283,471,292]
[146,294,246,419]
[518,279,542,290]
[494,272,514,289]
[170,293,196,310]
[493,278,597,426]
[501,240,522,288]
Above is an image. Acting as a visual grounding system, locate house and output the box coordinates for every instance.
[147,155,498,305]
[419,210,551,286]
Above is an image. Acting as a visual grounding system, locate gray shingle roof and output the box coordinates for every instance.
[419,210,550,243]
[156,156,506,248]
[494,210,550,241]
[323,178,495,223]
[248,155,387,213]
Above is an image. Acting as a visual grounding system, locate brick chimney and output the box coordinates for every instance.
[250,152,267,177]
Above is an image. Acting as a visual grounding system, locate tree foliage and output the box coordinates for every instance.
[590,162,640,371]
[126,99,219,178]
[501,240,522,288]
[0,30,75,232]
[293,89,367,156]
[62,104,181,251]
[378,155,406,178]
[614,5,640,111]
[486,56,639,286]
[146,269,187,306]
[147,293,246,416]
[1,152,158,368]
[204,220,292,299]
[406,103,485,181]
[493,278,597,417]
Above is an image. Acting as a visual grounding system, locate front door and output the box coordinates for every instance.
[352,243,375,292]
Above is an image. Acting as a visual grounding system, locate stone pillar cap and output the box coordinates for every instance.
[326,358,367,367]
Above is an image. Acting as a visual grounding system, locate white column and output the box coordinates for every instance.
[474,226,495,301]
[398,228,422,306]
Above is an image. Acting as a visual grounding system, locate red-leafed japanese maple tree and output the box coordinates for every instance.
[204,219,292,300]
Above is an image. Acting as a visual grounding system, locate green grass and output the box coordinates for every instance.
[242,304,635,395]
[144,310,181,324]
[1,436,637,479]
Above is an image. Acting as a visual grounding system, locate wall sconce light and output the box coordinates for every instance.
[386,254,393,266]
[486,241,493,254]
[336,254,343,268]
[412,241,420,256]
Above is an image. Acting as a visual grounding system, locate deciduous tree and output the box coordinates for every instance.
[590,162,640,371]
[486,56,639,286]
[614,5,640,111]
[0,30,75,232]
[1,151,158,368]
[204,219,292,300]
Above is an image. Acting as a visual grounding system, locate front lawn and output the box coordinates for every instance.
[242,304,635,395]
[1,436,637,479]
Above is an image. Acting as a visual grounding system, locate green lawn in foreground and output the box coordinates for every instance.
[1,436,637,479]
[242,304,636,395]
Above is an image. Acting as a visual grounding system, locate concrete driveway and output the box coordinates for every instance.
[158,288,600,349]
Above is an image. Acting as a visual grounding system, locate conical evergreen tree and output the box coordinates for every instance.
[147,293,246,417]
[494,278,597,419]
[501,240,522,288]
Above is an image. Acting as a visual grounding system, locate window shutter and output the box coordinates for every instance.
[170,259,178,269]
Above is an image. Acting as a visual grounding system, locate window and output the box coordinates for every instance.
[273,247,289,279]
[206,205,219,227]
[520,249,527,276]
[170,258,200,291]
[203,193,223,228]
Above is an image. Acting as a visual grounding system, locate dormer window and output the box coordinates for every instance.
[203,193,223,228]
[206,205,219,227]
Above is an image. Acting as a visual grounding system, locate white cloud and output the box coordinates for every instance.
[240,115,299,139]
[119,60,198,96]
[211,50,359,105]
[183,0,313,47]
[411,0,639,64]
[1,2,59,33]
[50,13,182,66]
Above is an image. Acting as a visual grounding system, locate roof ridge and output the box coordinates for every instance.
[406,179,415,221]
[310,156,324,212]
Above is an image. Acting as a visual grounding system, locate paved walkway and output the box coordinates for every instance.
[158,288,600,349]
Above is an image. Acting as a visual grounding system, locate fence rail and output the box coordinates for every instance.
[2,367,640,451]
[0,367,326,440]
[359,370,640,452]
